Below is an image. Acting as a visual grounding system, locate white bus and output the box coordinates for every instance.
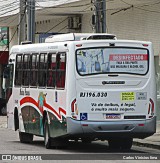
[4,33,156,149]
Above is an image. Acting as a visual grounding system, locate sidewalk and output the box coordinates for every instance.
[133,121,160,150]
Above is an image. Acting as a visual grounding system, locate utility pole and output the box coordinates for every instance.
[27,0,35,43]
[95,0,100,33]
[102,0,106,33]
[19,0,26,44]
[92,0,107,33]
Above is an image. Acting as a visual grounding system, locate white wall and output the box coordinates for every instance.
[107,6,160,56]
[82,6,160,56]
[35,17,69,34]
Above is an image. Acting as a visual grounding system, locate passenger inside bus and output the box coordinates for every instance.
[47,55,56,87]
[56,54,66,89]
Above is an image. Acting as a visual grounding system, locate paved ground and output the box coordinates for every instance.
[0,116,7,128]
[0,116,160,150]
[0,116,160,162]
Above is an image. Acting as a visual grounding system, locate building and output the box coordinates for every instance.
[0,0,160,117]
[0,27,9,115]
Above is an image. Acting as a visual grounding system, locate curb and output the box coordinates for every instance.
[133,141,160,150]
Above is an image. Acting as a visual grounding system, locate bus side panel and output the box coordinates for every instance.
[46,90,67,138]
[7,95,14,130]
[48,112,67,138]
[17,89,67,137]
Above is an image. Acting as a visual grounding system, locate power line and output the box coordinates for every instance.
[57,25,68,33]
[38,0,92,33]
[111,5,133,15]
[0,1,19,9]
[134,6,160,14]
[0,1,19,18]
[120,0,160,7]
[45,18,68,33]
[7,15,19,25]
[0,7,19,17]
[119,0,160,13]
[0,1,19,13]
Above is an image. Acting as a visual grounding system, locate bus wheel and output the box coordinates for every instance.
[52,138,68,149]
[108,138,133,150]
[1,106,7,116]
[19,132,33,143]
[44,118,52,149]
[120,138,133,150]
[108,139,121,149]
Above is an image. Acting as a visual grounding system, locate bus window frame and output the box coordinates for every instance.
[30,53,39,87]
[38,53,48,88]
[15,54,23,87]
[46,53,57,89]
[22,54,30,87]
[56,52,66,90]
[76,46,149,76]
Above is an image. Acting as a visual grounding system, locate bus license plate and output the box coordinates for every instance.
[106,114,121,119]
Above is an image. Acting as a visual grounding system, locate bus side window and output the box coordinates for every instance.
[15,54,23,86]
[22,54,30,87]
[38,53,47,87]
[47,53,56,88]
[30,54,38,87]
[56,53,66,89]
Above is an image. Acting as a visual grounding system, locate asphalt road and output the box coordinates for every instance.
[0,116,160,162]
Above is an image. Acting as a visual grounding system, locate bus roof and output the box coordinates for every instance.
[45,33,117,43]
[10,39,152,55]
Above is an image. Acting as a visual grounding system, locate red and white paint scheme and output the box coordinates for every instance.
[3,33,156,149]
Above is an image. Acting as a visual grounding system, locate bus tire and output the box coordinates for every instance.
[108,139,121,149]
[44,118,52,149]
[108,138,133,150]
[1,106,7,116]
[14,108,19,131]
[120,138,133,150]
[52,138,68,149]
[19,132,33,143]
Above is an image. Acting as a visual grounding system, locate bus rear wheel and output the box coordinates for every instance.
[0,106,7,116]
[108,138,133,150]
[44,118,52,149]
[19,132,33,143]
[120,138,133,150]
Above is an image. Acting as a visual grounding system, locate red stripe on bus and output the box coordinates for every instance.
[44,103,61,119]
[20,97,39,108]
[20,97,66,120]
[59,107,66,115]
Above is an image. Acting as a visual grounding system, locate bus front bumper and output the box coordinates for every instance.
[66,117,156,139]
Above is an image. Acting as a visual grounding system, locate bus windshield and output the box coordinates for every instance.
[76,47,149,76]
